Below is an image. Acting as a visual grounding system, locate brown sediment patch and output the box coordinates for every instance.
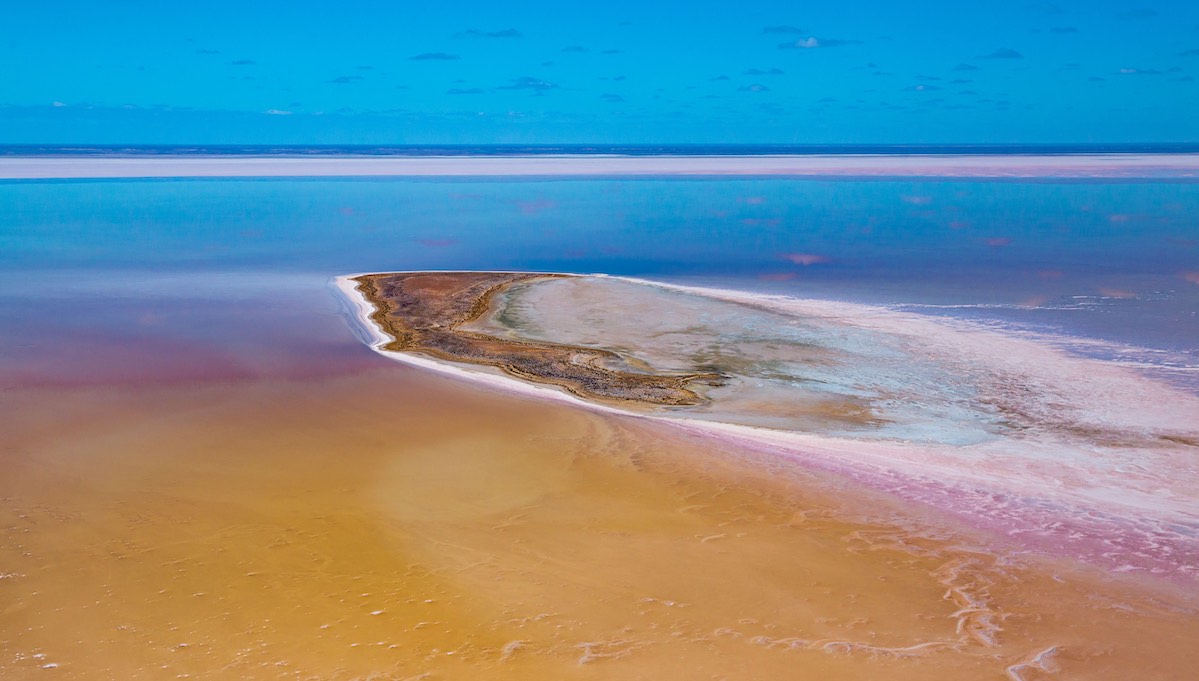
[352,271,726,406]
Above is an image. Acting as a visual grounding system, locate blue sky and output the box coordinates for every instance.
[2,0,1197,144]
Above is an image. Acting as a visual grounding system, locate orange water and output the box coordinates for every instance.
[2,363,1196,680]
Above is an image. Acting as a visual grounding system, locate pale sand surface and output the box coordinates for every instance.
[4,153,1199,179]
[4,366,1199,680]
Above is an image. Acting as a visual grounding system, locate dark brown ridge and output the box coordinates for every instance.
[352,271,725,406]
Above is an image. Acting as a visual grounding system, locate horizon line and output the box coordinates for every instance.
[4,153,1199,180]
[3,142,1199,158]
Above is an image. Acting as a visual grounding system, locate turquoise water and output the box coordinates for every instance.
[3,176,1197,389]
[5,178,1197,287]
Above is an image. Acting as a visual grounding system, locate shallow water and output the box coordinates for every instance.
[413,274,1199,582]
[2,174,1198,678]
[5,366,1199,680]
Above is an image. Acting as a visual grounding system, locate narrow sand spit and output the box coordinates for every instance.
[333,271,1199,582]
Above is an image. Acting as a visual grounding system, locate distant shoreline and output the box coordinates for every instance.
[3,152,1199,179]
[6,143,1199,156]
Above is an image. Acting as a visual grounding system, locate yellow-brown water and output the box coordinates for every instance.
[3,362,1196,680]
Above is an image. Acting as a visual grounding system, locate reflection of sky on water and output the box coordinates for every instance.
[0,268,370,387]
[1,177,1196,388]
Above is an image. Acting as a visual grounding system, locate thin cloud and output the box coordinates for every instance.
[710,74,730,81]
[1116,67,1162,75]
[497,76,559,92]
[327,75,364,84]
[454,28,522,38]
[600,49,623,55]
[979,48,1024,59]
[781,253,829,265]
[763,25,805,34]
[1050,26,1079,34]
[778,37,861,49]
[410,52,460,61]
[953,63,979,71]
[561,45,588,53]
[743,68,785,75]
[446,87,483,94]
[739,83,770,92]
[600,93,625,102]
[231,59,256,66]
[1179,48,1199,56]
[195,49,220,55]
